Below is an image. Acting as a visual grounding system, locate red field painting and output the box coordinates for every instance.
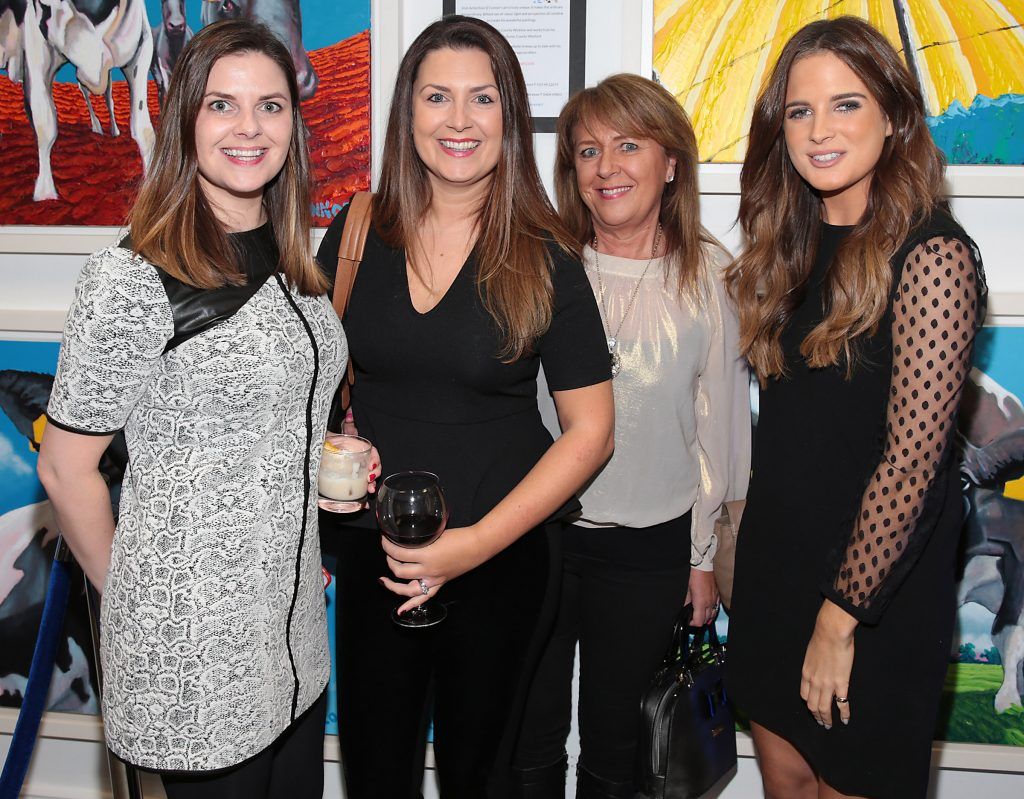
[0,30,369,227]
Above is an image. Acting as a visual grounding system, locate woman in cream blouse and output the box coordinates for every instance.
[514,74,751,798]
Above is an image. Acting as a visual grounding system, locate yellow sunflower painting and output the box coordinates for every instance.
[653,0,1024,164]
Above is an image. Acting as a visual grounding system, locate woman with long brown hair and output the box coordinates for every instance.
[315,15,614,798]
[513,73,750,798]
[725,16,985,799]
[38,20,349,799]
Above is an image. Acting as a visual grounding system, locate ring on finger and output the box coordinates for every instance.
[418,579,430,596]
[835,696,849,704]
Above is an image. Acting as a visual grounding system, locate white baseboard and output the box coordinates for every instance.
[4,708,1024,798]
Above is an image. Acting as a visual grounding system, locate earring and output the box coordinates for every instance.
[666,174,675,183]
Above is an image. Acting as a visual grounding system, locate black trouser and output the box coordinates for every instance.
[159,689,328,799]
[332,522,555,798]
[515,515,691,790]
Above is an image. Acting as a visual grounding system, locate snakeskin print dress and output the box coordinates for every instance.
[46,226,346,771]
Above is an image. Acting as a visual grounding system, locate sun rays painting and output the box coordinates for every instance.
[653,0,1024,164]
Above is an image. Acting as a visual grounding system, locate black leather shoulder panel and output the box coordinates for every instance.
[118,232,276,354]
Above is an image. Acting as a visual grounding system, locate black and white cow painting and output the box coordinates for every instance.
[0,370,120,714]
[6,1,156,201]
[958,368,1024,713]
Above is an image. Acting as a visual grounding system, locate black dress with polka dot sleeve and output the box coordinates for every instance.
[727,211,985,799]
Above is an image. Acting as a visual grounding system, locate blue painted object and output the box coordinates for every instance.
[0,541,72,799]
[928,93,1024,165]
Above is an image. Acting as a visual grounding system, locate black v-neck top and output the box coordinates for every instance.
[316,202,610,535]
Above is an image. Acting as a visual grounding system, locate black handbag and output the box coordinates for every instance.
[637,605,737,799]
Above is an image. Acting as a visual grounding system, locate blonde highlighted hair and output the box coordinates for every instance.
[726,16,944,382]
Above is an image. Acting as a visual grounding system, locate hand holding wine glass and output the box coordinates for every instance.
[379,522,493,611]
[376,471,449,627]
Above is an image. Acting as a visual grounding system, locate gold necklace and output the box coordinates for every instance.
[592,224,662,378]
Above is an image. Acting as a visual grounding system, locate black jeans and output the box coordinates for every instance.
[331,522,556,799]
[515,515,691,787]
[159,689,327,799]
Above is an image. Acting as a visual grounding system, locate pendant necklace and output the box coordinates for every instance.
[592,224,662,378]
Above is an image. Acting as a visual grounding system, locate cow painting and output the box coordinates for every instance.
[0,369,115,714]
[4,0,156,201]
[2,1,371,225]
[201,0,316,99]
[958,369,1024,712]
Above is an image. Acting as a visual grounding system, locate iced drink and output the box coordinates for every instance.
[318,434,372,502]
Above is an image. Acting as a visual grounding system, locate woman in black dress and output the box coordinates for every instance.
[316,16,614,799]
[726,17,985,799]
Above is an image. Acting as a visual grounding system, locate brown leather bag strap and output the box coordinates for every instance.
[332,191,373,411]
[332,190,373,319]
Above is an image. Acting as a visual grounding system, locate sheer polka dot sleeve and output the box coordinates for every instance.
[825,236,984,624]
[47,248,173,435]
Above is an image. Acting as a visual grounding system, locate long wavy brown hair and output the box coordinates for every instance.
[374,15,576,361]
[726,16,944,381]
[129,20,326,295]
[555,73,725,300]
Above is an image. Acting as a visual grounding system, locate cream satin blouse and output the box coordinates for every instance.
[577,244,751,570]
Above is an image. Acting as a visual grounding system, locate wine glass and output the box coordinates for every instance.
[376,471,448,628]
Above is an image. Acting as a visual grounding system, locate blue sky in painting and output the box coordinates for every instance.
[928,94,1024,165]
[974,326,1024,393]
[0,341,59,517]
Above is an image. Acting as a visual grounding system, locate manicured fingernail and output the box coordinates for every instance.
[369,473,377,481]
[824,724,831,730]
[841,719,849,726]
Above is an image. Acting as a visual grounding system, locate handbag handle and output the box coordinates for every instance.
[662,604,724,669]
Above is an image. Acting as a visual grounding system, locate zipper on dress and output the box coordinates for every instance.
[275,274,320,721]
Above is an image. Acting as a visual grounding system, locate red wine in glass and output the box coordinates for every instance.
[376,471,448,627]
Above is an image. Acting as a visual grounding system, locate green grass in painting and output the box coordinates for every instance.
[937,663,1024,745]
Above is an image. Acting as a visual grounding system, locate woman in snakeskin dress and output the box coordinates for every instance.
[37,21,350,799]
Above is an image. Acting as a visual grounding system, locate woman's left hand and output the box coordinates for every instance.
[379,525,489,614]
[800,600,857,729]
[685,568,720,626]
